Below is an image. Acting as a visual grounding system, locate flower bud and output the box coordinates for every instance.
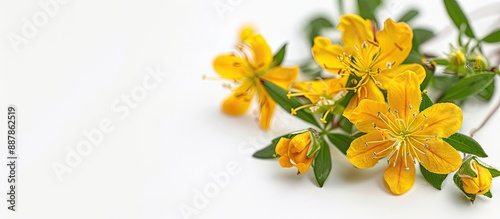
[460,159,492,195]
[445,49,468,74]
[275,129,320,174]
[474,55,489,71]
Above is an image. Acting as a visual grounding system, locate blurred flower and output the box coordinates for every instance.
[346,71,462,195]
[211,27,298,130]
[312,14,425,117]
[287,77,348,123]
[474,55,489,71]
[446,47,467,75]
[275,129,320,174]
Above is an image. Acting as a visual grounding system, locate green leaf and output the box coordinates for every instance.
[439,72,495,102]
[476,78,495,101]
[357,0,382,23]
[443,0,475,38]
[453,173,476,202]
[327,133,354,155]
[398,9,419,23]
[419,92,433,112]
[482,29,500,43]
[270,43,287,68]
[305,17,334,46]
[442,133,488,157]
[414,28,435,44]
[339,116,353,134]
[432,75,460,90]
[420,164,448,190]
[252,134,289,159]
[458,157,478,178]
[403,50,423,64]
[262,80,320,127]
[484,190,493,198]
[313,139,332,187]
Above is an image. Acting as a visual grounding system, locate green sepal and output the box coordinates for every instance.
[305,129,321,158]
[442,133,488,158]
[420,164,448,190]
[313,139,332,187]
[458,157,478,178]
[439,72,495,102]
[270,43,287,68]
[443,0,475,38]
[327,133,354,155]
[262,80,320,127]
[484,190,493,198]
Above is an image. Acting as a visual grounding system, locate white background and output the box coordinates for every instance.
[1,0,500,218]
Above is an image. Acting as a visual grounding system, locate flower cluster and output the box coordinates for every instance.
[208,1,500,202]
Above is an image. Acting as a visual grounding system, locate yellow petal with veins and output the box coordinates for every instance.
[384,149,416,195]
[337,14,374,54]
[348,99,391,133]
[344,79,385,118]
[410,138,461,174]
[413,103,463,138]
[347,131,394,168]
[312,37,345,74]
[375,64,426,90]
[387,70,421,123]
[375,18,413,70]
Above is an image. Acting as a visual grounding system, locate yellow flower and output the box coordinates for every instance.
[275,130,320,174]
[211,27,298,130]
[346,71,462,195]
[460,160,493,195]
[287,77,348,123]
[312,14,426,117]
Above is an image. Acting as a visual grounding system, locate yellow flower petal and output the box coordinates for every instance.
[221,81,254,116]
[348,99,391,133]
[245,34,273,72]
[275,137,291,156]
[347,131,394,168]
[213,54,249,80]
[296,159,313,174]
[413,103,463,138]
[261,66,299,89]
[337,14,374,53]
[375,18,413,70]
[384,150,416,195]
[344,79,385,117]
[239,26,255,41]
[375,64,426,90]
[387,70,421,123]
[411,138,461,174]
[278,156,294,168]
[256,86,275,130]
[312,36,345,74]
